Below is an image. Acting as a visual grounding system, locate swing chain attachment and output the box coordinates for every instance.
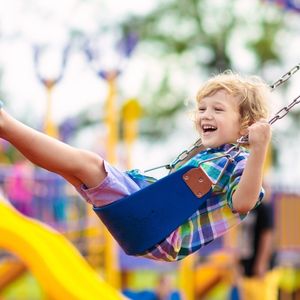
[167,138,203,171]
[270,63,300,90]
[237,93,300,144]
[143,138,203,173]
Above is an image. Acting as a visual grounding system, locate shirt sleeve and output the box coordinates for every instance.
[226,158,265,214]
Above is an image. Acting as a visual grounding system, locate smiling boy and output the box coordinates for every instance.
[0,71,271,261]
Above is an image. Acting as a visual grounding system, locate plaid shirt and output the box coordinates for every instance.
[127,144,264,262]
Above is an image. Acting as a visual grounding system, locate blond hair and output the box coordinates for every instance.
[196,71,270,129]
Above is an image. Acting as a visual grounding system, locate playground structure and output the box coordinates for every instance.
[0,35,134,299]
[1,169,300,299]
[33,44,70,138]
[0,195,124,300]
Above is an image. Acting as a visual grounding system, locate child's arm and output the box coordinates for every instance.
[232,120,271,214]
[0,108,107,189]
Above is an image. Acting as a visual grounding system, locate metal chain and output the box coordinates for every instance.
[238,64,300,144]
[168,138,203,170]
[144,139,202,173]
[145,63,300,172]
[270,63,300,90]
[237,93,300,144]
[268,94,300,125]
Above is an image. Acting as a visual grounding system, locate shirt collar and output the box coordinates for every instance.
[204,143,237,154]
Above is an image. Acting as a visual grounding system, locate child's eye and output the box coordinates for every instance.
[215,107,224,112]
[198,107,206,112]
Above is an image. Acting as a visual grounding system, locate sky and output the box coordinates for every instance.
[0,0,160,122]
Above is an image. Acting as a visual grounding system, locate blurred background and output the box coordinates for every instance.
[0,0,300,299]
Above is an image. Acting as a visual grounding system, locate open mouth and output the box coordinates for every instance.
[202,125,217,134]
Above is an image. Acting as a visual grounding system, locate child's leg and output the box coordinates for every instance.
[0,109,107,188]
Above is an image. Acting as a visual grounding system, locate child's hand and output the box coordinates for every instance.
[247,119,271,151]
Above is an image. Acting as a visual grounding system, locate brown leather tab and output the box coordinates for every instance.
[182,167,213,198]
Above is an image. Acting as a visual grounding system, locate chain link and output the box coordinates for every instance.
[237,64,300,144]
[143,139,203,173]
[238,94,300,144]
[269,94,300,125]
[168,138,202,170]
[270,63,300,90]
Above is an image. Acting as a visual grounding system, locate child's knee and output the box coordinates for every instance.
[75,150,106,188]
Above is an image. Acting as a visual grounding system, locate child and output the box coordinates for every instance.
[0,71,271,262]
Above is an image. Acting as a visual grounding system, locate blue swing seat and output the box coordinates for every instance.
[93,165,213,256]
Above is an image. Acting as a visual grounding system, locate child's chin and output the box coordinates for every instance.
[203,142,218,148]
[203,140,227,149]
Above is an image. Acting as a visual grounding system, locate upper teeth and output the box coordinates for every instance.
[202,125,216,130]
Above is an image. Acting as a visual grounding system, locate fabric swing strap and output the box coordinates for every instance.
[93,145,241,256]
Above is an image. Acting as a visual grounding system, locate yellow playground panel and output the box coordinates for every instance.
[276,193,300,249]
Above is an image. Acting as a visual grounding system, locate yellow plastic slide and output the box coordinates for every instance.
[0,196,125,300]
[0,258,26,290]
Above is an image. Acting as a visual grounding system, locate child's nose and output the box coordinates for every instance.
[202,109,213,119]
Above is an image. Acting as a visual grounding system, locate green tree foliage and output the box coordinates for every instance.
[119,0,286,139]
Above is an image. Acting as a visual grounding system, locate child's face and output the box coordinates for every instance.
[197,89,244,148]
